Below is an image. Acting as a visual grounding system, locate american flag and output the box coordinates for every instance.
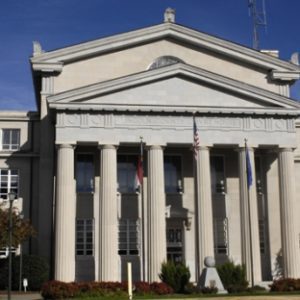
[193,117,200,159]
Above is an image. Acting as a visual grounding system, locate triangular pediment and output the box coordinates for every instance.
[31,23,299,73]
[48,63,300,114]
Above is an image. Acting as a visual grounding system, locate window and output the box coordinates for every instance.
[76,154,94,192]
[167,227,183,263]
[210,156,225,194]
[117,155,137,193]
[213,218,228,255]
[118,219,139,255]
[1,129,20,151]
[0,169,19,199]
[148,56,185,70]
[164,156,182,193]
[76,219,94,256]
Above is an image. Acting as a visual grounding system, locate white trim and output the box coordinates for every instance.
[31,23,300,74]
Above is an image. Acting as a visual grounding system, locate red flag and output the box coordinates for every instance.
[135,140,143,190]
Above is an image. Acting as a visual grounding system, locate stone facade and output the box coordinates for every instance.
[1,13,300,285]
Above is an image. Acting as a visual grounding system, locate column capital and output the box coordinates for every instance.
[56,143,76,150]
[146,145,165,151]
[98,144,118,150]
[278,147,294,153]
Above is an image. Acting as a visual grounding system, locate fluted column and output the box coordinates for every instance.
[238,147,261,284]
[278,148,300,277]
[55,144,76,281]
[195,146,214,277]
[99,145,119,281]
[147,145,166,282]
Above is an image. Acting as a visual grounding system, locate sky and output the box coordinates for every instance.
[0,0,300,111]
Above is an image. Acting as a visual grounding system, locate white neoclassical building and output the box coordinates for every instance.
[1,10,300,284]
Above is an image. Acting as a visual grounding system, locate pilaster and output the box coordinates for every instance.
[54,144,76,281]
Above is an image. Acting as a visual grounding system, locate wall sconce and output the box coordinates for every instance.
[184,217,192,231]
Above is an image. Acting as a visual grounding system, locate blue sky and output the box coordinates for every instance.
[0,0,300,111]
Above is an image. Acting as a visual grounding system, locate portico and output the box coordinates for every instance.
[28,12,300,284]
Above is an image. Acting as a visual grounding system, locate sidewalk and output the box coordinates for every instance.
[0,293,42,300]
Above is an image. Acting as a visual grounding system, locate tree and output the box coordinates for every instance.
[0,204,35,249]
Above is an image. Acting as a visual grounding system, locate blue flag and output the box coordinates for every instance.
[246,146,253,187]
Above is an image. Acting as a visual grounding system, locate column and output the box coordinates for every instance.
[195,146,214,277]
[238,147,261,284]
[147,145,166,282]
[278,148,300,277]
[55,144,76,281]
[99,145,119,281]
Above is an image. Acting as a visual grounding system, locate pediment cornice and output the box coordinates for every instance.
[31,23,300,74]
[48,63,300,114]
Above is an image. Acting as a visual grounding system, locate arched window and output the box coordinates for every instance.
[148,56,185,70]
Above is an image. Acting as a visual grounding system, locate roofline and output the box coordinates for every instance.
[31,22,300,74]
[48,63,300,110]
[49,103,300,117]
[0,111,39,121]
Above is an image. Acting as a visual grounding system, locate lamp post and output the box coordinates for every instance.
[18,214,24,292]
[7,192,16,300]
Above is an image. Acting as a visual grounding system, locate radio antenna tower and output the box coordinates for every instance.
[248,0,267,50]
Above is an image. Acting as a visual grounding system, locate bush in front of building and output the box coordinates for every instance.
[216,261,248,293]
[159,260,190,293]
[41,280,79,299]
[134,281,152,295]
[270,278,300,292]
[0,254,49,291]
[41,280,173,299]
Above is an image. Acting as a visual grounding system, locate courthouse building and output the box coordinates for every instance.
[1,9,300,284]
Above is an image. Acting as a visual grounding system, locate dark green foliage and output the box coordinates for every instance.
[0,254,49,291]
[270,278,300,292]
[159,260,190,293]
[217,261,248,293]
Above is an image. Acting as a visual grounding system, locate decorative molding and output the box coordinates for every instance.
[270,70,300,81]
[56,112,296,133]
[31,62,63,73]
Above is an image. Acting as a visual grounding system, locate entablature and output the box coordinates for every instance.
[55,112,297,148]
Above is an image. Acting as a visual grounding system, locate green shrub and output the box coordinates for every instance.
[0,254,49,291]
[159,260,190,293]
[217,261,248,293]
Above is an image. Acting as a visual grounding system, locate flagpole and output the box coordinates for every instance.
[245,138,254,288]
[193,113,201,280]
[138,136,146,281]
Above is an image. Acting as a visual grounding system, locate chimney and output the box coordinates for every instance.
[164,7,175,23]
